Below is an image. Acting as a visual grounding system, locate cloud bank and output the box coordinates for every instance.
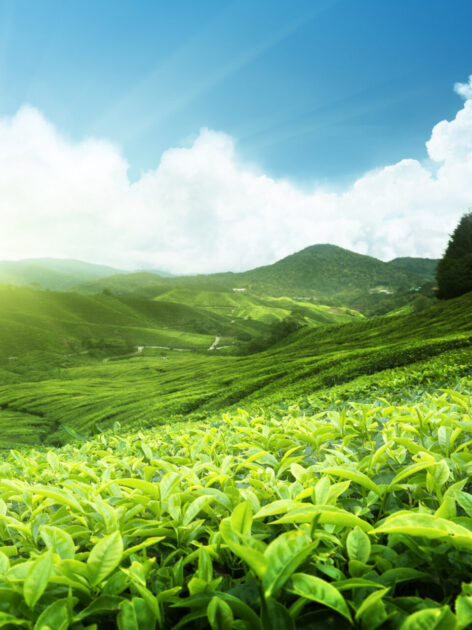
[1,77,472,274]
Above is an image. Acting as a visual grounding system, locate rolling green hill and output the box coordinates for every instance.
[0,258,124,290]
[0,258,174,291]
[76,245,435,315]
[0,284,363,371]
[1,289,470,448]
[233,244,424,295]
[153,289,363,326]
[0,285,234,362]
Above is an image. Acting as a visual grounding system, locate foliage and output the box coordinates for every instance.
[437,211,472,299]
[386,257,438,279]
[0,380,471,627]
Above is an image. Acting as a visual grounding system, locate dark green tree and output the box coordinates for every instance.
[436,211,472,299]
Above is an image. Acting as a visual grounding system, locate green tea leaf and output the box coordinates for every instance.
[207,596,234,630]
[87,531,123,586]
[219,520,267,579]
[34,597,76,630]
[374,512,472,541]
[319,467,381,494]
[346,526,371,563]
[274,504,373,531]
[457,593,472,630]
[289,572,352,622]
[0,613,30,628]
[314,476,331,504]
[391,461,441,486]
[24,550,53,609]
[112,478,159,500]
[262,598,295,630]
[117,599,139,630]
[40,525,75,560]
[74,595,123,620]
[254,500,302,519]
[400,605,456,630]
[263,531,314,598]
[355,587,389,621]
[183,496,211,526]
[0,552,9,574]
[230,501,253,535]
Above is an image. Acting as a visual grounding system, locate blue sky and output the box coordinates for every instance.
[1,0,472,272]
[1,0,471,185]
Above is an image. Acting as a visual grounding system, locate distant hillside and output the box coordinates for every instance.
[139,267,175,278]
[77,272,170,296]
[0,258,173,290]
[387,256,438,279]
[77,244,436,301]
[0,258,123,290]
[227,244,430,296]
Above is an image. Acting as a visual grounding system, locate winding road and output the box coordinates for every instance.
[101,338,220,363]
[208,336,220,351]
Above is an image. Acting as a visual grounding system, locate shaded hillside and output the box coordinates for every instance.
[77,271,231,297]
[387,256,438,279]
[235,244,427,295]
[78,272,171,297]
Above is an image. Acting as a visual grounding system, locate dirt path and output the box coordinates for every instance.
[208,336,220,351]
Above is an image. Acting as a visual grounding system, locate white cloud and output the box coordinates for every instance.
[454,75,472,100]
[1,83,472,274]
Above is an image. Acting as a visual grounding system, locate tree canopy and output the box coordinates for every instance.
[436,211,472,299]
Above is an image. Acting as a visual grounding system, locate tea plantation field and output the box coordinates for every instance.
[0,366,471,628]
[0,291,471,448]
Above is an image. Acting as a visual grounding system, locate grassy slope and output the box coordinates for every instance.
[0,284,357,364]
[0,283,363,368]
[153,288,289,325]
[154,289,362,326]
[0,285,227,359]
[257,295,363,324]
[1,292,470,448]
